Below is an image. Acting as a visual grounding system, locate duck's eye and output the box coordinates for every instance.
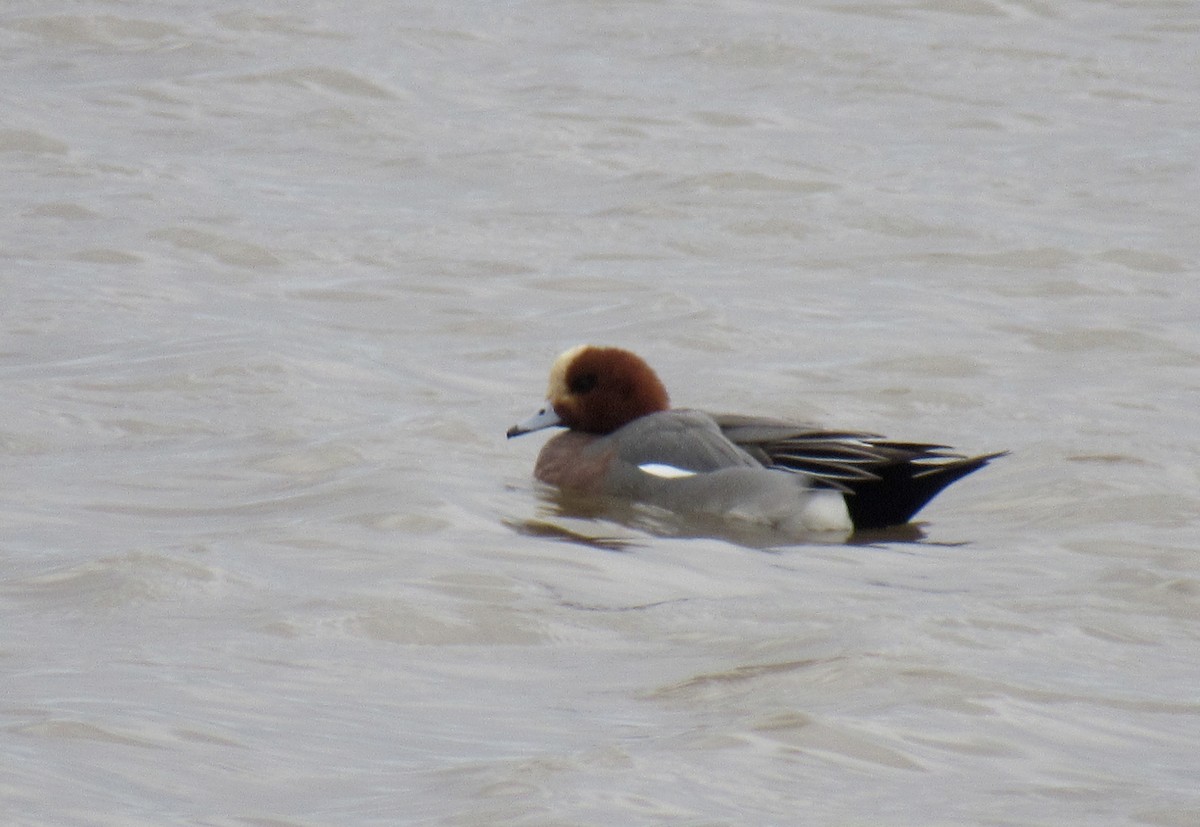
[569,372,598,394]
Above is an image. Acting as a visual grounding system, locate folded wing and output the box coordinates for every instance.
[713,414,1005,529]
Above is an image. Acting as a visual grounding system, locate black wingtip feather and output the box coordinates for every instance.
[843,451,1007,530]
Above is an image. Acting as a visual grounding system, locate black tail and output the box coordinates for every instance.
[842,451,1006,530]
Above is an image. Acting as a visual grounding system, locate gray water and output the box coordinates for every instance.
[3,1,1198,824]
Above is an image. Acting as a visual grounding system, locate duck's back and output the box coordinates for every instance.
[607,409,762,474]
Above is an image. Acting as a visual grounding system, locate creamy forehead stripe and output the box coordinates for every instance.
[638,463,698,479]
[547,344,589,397]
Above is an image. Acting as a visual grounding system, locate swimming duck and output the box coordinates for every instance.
[508,345,1003,535]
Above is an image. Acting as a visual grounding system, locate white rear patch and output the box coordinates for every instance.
[638,463,698,479]
[799,489,853,533]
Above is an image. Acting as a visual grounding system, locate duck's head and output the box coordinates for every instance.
[507,345,670,437]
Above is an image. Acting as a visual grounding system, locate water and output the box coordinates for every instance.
[2,0,1198,824]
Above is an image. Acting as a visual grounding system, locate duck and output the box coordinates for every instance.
[507,345,1004,536]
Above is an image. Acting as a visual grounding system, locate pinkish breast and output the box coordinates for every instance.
[534,431,614,494]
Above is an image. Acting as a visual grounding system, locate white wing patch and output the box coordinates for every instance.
[638,463,698,479]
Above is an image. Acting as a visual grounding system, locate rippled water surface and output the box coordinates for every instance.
[3,0,1199,824]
